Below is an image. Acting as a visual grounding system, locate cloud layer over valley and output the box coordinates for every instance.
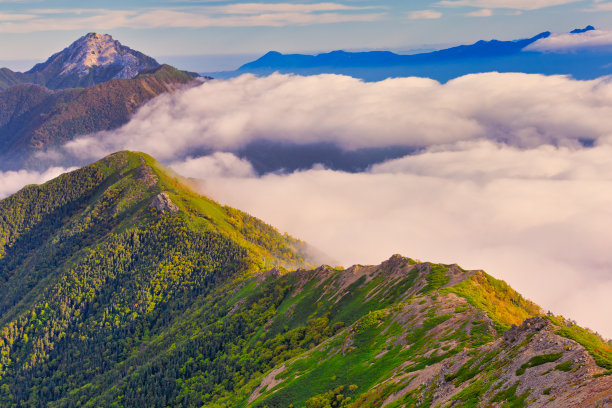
[0,167,76,199]
[182,141,612,339]
[58,72,612,163]
[5,72,612,338]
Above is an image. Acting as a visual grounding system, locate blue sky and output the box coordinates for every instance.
[0,0,610,68]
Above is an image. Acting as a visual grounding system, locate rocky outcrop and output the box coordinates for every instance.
[503,315,552,344]
[150,192,179,213]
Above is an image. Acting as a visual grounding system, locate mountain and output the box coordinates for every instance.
[225,27,612,82]
[571,25,595,34]
[0,151,609,407]
[0,33,201,171]
[240,31,550,71]
[0,65,197,171]
[1,33,160,91]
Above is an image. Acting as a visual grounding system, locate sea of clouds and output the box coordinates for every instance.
[2,72,612,338]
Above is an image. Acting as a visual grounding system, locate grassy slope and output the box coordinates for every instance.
[231,261,525,407]
[207,259,608,408]
[141,152,310,270]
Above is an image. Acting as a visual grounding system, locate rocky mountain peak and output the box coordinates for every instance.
[65,33,125,74]
[26,32,160,88]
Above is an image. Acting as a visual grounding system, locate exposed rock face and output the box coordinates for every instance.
[138,162,159,188]
[150,192,179,213]
[504,315,552,344]
[377,311,612,408]
[26,32,160,89]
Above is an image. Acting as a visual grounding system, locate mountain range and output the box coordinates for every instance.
[5,28,612,175]
[214,26,612,82]
[0,151,609,407]
[0,33,199,171]
[0,30,610,407]
[0,33,419,176]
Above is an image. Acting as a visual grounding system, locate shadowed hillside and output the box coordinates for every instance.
[0,66,196,170]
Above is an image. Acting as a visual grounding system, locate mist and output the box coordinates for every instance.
[54,72,612,164]
[4,71,612,338]
[175,141,612,338]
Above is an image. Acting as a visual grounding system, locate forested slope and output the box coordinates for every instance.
[0,151,309,406]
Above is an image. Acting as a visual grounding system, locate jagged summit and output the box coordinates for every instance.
[29,33,158,79]
[25,32,159,89]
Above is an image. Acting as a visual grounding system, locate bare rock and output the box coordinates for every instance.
[504,315,551,344]
[150,192,179,213]
[138,160,158,188]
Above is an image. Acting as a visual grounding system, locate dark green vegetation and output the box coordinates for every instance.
[0,152,610,407]
[515,353,562,375]
[0,65,195,171]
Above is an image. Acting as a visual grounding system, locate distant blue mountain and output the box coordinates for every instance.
[240,31,551,70]
[570,25,595,34]
[211,26,612,82]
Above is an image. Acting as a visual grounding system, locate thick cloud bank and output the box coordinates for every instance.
[5,72,612,339]
[170,153,256,179]
[182,141,612,338]
[59,72,612,162]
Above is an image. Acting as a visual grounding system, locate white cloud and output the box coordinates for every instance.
[169,152,256,179]
[0,166,75,199]
[409,10,443,19]
[177,141,612,338]
[57,72,612,163]
[24,71,612,339]
[436,0,580,10]
[370,140,612,180]
[466,8,493,16]
[205,3,378,14]
[525,28,612,52]
[0,4,385,33]
[0,12,36,21]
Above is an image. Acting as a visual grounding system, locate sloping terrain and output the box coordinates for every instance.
[0,65,196,170]
[1,33,160,91]
[0,33,199,171]
[220,259,611,407]
[0,152,609,407]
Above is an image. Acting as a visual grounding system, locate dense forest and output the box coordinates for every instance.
[0,151,609,407]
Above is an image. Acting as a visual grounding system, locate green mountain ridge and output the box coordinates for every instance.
[0,152,609,407]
